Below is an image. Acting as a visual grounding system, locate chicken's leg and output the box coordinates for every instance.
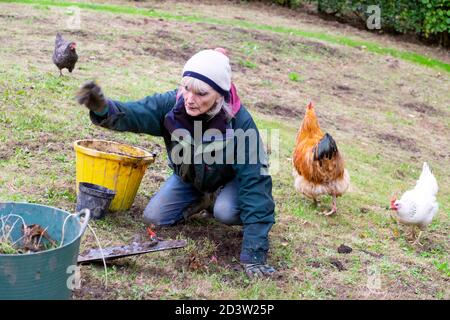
[59,69,63,77]
[411,230,424,246]
[405,226,415,239]
[320,195,337,216]
[313,198,319,207]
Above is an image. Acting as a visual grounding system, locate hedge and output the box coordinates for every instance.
[263,0,449,47]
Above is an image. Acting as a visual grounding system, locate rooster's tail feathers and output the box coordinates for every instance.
[313,133,338,161]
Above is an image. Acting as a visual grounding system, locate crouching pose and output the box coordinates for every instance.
[76,48,276,278]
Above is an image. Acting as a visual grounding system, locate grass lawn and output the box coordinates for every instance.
[0,0,448,299]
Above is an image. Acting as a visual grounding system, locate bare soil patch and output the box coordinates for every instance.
[253,102,304,118]
[401,102,442,116]
[375,133,420,153]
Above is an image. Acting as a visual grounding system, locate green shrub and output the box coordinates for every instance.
[252,1,449,45]
[263,0,305,9]
[313,0,449,46]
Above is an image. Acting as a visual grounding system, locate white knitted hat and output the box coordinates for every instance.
[182,49,231,96]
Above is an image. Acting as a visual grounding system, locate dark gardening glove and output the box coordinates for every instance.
[243,263,276,278]
[76,80,107,113]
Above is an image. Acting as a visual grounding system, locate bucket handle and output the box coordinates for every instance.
[60,208,91,247]
[76,208,91,237]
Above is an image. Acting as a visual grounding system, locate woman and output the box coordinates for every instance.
[76,49,276,278]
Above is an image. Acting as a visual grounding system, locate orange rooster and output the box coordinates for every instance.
[292,102,349,215]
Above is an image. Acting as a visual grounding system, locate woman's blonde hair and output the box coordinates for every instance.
[180,76,232,119]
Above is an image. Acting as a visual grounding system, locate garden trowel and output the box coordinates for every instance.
[77,239,187,264]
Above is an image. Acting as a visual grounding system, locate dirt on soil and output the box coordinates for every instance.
[0,144,14,161]
[253,102,304,118]
[337,244,352,254]
[77,140,153,158]
[375,133,420,153]
[158,220,243,266]
[329,257,346,271]
[401,102,442,116]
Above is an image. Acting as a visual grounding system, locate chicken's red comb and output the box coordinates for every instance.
[307,102,314,110]
[390,192,398,205]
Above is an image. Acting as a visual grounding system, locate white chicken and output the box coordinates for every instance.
[390,162,439,245]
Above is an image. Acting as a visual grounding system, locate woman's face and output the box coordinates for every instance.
[182,83,220,117]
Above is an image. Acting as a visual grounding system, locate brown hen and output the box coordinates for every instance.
[292,102,349,215]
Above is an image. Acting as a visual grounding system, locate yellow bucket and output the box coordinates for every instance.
[73,139,155,211]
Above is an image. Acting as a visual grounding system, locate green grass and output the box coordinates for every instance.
[288,72,303,82]
[1,0,449,73]
[0,240,19,254]
[238,59,258,69]
[433,260,450,277]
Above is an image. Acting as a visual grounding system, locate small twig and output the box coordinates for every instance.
[36,226,49,250]
[1,214,26,254]
[0,217,6,241]
[87,224,108,289]
[12,235,26,246]
[60,212,108,287]
[2,214,27,242]
[360,249,384,258]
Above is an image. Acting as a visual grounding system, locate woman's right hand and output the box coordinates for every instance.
[76,80,107,113]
